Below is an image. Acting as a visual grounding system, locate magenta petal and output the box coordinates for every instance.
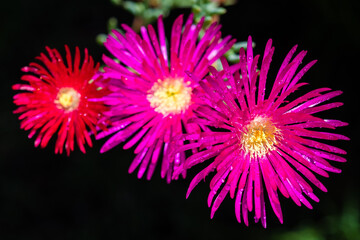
[178,37,347,227]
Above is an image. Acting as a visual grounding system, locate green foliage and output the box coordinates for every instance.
[115,0,194,24]
[275,227,325,240]
[101,0,236,33]
[225,41,256,64]
[96,17,122,45]
[192,0,226,27]
[272,198,360,240]
[110,0,123,5]
[96,0,248,65]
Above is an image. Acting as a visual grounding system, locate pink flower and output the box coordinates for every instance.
[13,46,109,155]
[97,14,235,182]
[173,36,349,227]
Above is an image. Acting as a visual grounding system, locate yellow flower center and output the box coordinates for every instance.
[240,116,280,158]
[147,78,192,116]
[55,87,81,111]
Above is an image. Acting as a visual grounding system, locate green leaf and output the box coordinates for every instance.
[107,17,118,32]
[96,34,108,45]
[232,41,256,51]
[123,1,145,16]
[226,54,240,63]
[110,0,123,6]
[192,4,201,13]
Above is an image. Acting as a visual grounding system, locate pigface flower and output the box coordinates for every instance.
[97,14,234,182]
[174,36,349,227]
[13,46,108,155]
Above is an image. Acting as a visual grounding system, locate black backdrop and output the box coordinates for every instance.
[0,0,359,239]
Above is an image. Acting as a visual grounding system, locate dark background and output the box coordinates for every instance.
[0,0,359,239]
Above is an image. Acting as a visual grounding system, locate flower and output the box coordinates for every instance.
[13,46,109,155]
[173,36,349,227]
[97,14,235,182]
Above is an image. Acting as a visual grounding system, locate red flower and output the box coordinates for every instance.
[13,46,108,155]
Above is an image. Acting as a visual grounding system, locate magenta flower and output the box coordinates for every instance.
[173,36,349,227]
[97,14,235,182]
[13,46,109,155]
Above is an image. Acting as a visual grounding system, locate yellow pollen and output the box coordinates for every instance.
[240,116,280,158]
[55,87,81,111]
[147,78,192,116]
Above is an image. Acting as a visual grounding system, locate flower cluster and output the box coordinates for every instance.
[13,15,348,227]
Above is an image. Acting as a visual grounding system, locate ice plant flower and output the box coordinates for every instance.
[97,14,235,182]
[173,36,349,227]
[13,46,109,155]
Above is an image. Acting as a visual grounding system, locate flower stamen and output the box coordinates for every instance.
[55,87,81,111]
[240,116,280,158]
[147,78,192,116]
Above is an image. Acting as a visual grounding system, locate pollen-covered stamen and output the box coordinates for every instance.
[240,116,280,158]
[147,78,192,116]
[55,87,81,111]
